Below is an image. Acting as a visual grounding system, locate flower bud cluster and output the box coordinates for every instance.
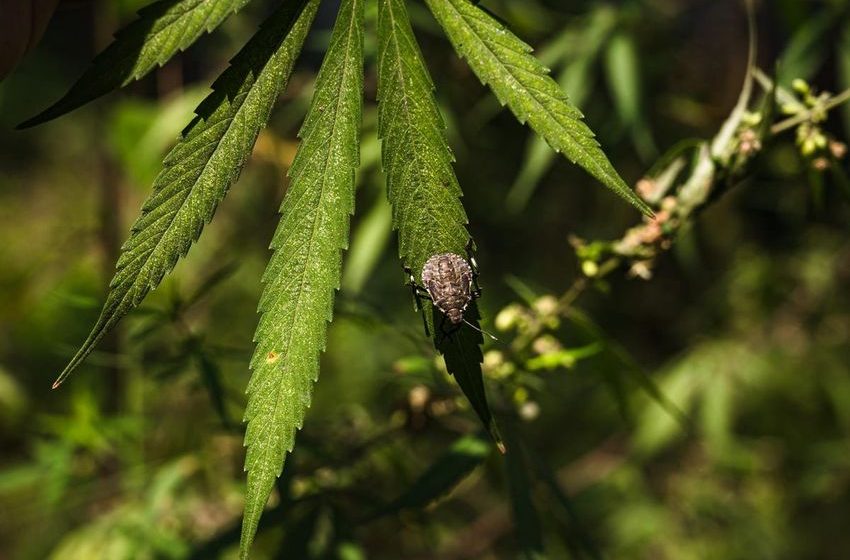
[782,80,847,171]
[484,293,604,421]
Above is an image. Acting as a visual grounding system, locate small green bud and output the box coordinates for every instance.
[495,304,522,332]
[513,387,529,404]
[483,350,505,370]
[582,260,599,277]
[792,78,809,95]
[519,401,540,421]
[532,335,562,356]
[532,295,559,316]
[742,111,762,126]
[801,138,817,156]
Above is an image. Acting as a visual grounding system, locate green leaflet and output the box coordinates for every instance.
[376,434,490,517]
[425,0,652,216]
[19,0,251,128]
[52,0,318,389]
[508,7,616,212]
[240,0,364,557]
[438,303,502,449]
[376,0,500,448]
[376,0,468,276]
[502,422,546,560]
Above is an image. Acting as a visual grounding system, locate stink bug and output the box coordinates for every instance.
[404,240,495,341]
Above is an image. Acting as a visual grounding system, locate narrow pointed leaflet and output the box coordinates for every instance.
[377,0,500,447]
[376,434,491,517]
[20,0,251,128]
[425,0,652,215]
[239,0,364,557]
[377,0,467,276]
[52,0,318,389]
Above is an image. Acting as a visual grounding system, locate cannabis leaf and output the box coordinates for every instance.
[377,0,469,276]
[20,0,251,128]
[240,0,363,557]
[51,0,318,389]
[438,303,503,449]
[377,0,500,447]
[425,0,652,215]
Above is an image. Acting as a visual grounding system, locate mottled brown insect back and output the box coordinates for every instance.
[421,253,474,324]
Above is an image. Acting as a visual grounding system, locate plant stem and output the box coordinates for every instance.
[771,88,850,134]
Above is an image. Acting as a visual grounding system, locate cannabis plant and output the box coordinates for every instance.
[19,0,650,556]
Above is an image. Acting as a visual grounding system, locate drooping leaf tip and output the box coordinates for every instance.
[51,367,72,389]
[486,418,505,453]
[16,103,67,129]
[16,114,46,130]
[630,194,654,218]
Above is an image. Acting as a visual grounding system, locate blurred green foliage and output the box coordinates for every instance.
[2,0,850,558]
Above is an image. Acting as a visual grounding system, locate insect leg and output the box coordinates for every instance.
[471,278,483,300]
[419,306,431,338]
[465,239,483,299]
[404,266,432,337]
[404,266,431,307]
[465,238,479,271]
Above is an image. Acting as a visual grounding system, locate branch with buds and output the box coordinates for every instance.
[570,71,850,286]
[483,72,850,419]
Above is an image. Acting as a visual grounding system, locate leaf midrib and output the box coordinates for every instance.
[102,30,285,357]
[249,0,360,481]
[383,0,453,267]
[128,56,278,302]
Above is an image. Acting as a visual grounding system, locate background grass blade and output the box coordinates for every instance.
[375,434,490,517]
[507,6,616,212]
[502,421,546,559]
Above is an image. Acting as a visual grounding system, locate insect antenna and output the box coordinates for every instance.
[462,317,498,341]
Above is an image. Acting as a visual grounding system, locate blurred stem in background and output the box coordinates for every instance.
[0,0,61,80]
[93,3,126,414]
